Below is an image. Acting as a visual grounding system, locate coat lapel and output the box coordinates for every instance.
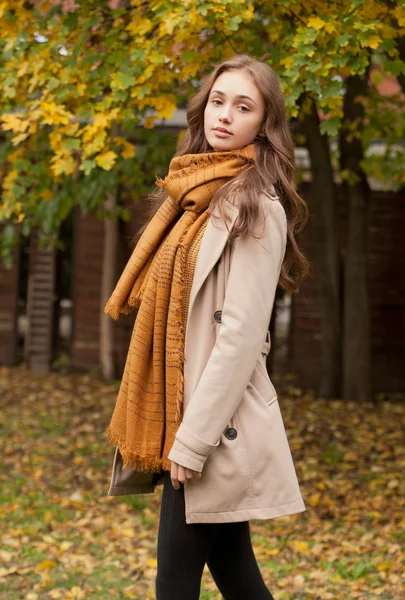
[187,200,239,319]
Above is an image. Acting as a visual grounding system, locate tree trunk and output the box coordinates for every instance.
[299,98,341,398]
[100,191,119,382]
[0,229,20,366]
[396,34,405,93]
[25,229,56,373]
[339,71,372,402]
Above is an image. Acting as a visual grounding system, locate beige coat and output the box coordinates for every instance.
[108,190,306,524]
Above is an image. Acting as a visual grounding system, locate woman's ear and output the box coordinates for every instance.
[256,128,267,140]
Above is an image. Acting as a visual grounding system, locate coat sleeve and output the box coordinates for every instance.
[167,196,288,472]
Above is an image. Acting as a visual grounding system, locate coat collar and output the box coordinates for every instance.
[187,200,239,318]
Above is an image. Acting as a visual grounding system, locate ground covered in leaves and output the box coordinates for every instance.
[0,366,404,600]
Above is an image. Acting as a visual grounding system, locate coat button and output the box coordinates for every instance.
[225,427,237,440]
[214,310,222,323]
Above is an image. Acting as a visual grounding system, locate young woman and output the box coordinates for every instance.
[105,54,309,599]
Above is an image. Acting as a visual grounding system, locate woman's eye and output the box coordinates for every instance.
[211,99,250,112]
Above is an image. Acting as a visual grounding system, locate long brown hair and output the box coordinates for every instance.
[135,54,309,293]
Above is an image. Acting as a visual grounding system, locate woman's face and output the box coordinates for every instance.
[204,69,265,152]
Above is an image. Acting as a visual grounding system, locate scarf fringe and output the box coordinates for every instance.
[104,298,122,321]
[104,293,142,321]
[106,425,171,472]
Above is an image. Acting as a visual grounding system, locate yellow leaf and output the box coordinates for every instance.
[1,114,29,133]
[41,189,53,202]
[59,541,73,552]
[17,62,29,78]
[50,153,76,176]
[127,18,153,37]
[265,547,280,555]
[121,140,136,159]
[281,56,294,69]
[365,35,381,49]
[309,493,321,506]
[157,101,176,120]
[147,557,157,568]
[291,540,309,554]
[324,22,336,34]
[96,150,117,171]
[394,6,405,27]
[343,450,357,462]
[69,587,85,599]
[377,562,393,571]
[121,527,136,537]
[307,17,325,30]
[143,116,157,129]
[160,17,179,36]
[38,560,56,571]
[93,113,110,128]
[40,101,70,126]
[12,132,30,145]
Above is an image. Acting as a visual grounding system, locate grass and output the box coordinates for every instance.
[0,365,404,599]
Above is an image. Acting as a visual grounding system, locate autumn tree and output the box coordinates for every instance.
[246,0,405,401]
[1,0,404,396]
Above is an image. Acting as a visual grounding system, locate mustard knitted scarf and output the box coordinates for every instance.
[105,144,255,472]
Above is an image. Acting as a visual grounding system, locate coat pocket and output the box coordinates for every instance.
[248,379,278,410]
[252,358,278,408]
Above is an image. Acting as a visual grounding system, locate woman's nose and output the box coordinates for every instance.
[219,106,232,122]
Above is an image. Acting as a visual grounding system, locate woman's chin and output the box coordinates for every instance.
[208,139,238,152]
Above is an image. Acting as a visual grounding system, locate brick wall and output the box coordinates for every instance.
[289,187,405,394]
[70,196,149,373]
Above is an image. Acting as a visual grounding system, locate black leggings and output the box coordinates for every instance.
[156,471,274,600]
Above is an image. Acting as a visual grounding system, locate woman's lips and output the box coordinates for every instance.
[213,129,232,138]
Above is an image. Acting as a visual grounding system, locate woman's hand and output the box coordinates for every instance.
[170,461,201,490]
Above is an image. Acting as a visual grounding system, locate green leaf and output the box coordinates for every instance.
[64,138,81,150]
[228,16,242,31]
[320,116,340,137]
[81,159,96,176]
[385,59,405,77]
[116,73,136,90]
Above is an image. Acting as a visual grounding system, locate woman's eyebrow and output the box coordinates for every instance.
[210,89,257,105]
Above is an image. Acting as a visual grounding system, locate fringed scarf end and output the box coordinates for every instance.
[106,424,121,447]
[104,298,122,321]
[107,426,170,472]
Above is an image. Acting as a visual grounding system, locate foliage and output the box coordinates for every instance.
[250,1,405,122]
[0,0,405,256]
[0,365,404,598]
[245,1,405,185]
[361,87,405,190]
[0,0,253,255]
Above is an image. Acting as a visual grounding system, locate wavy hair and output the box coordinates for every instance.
[135,54,309,293]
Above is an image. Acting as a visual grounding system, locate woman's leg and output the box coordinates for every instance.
[207,521,275,600]
[155,471,218,600]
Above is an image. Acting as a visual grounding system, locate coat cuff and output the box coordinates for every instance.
[167,422,220,472]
